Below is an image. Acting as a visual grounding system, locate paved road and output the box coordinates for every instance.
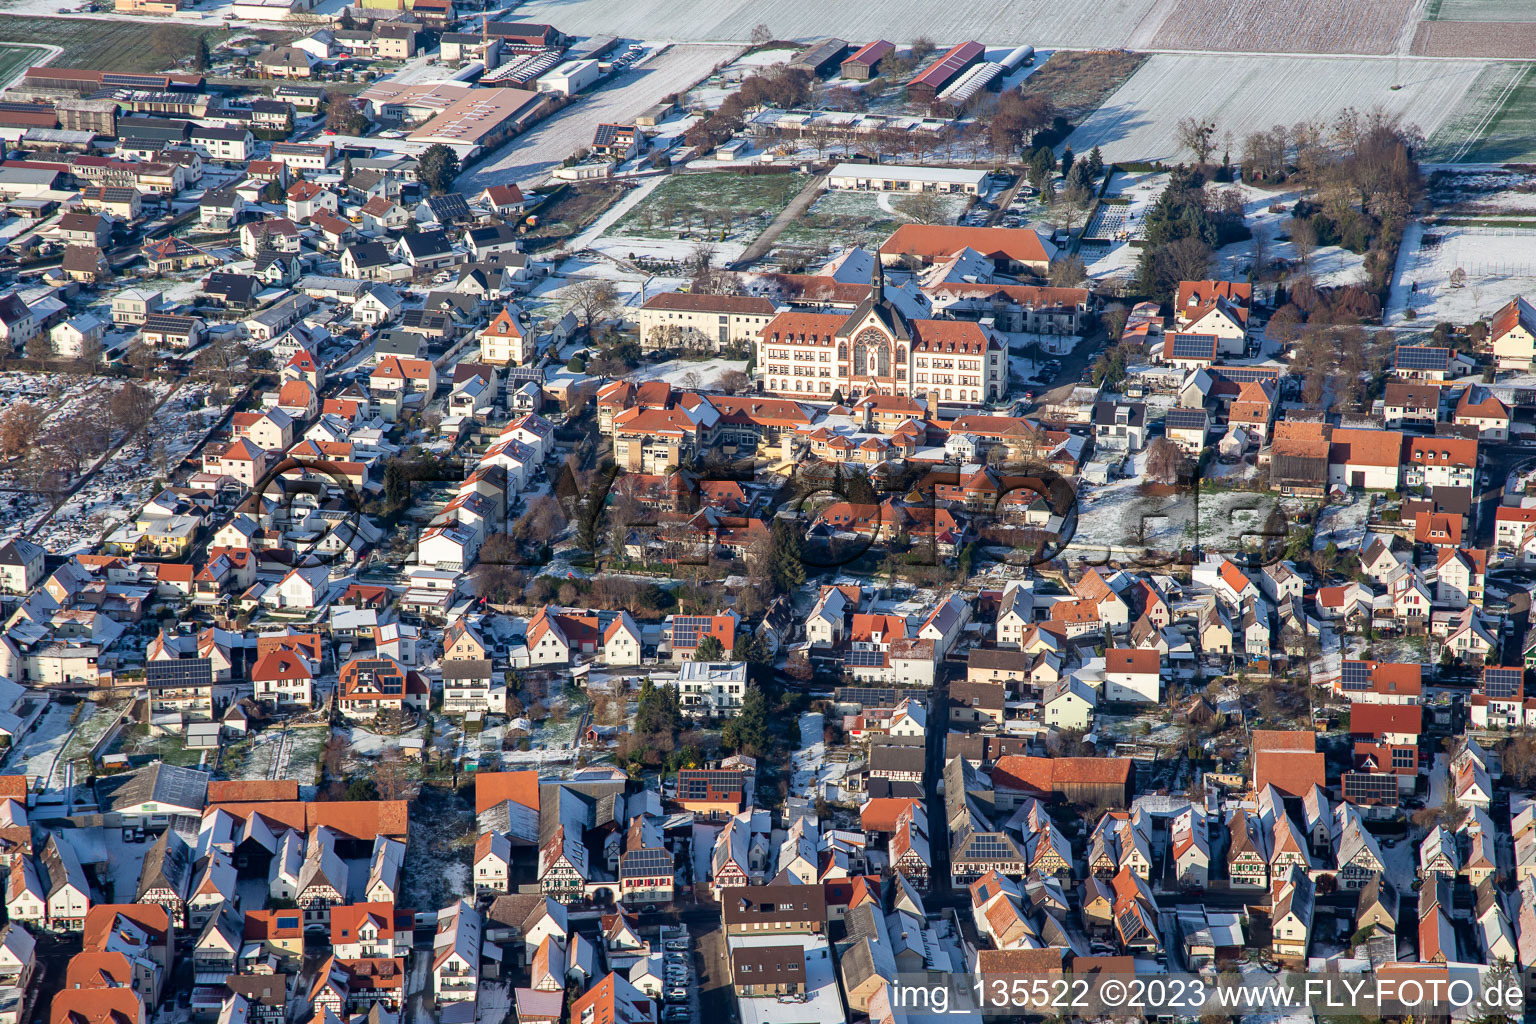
[735,172,827,268]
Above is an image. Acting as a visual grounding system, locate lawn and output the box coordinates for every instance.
[0,18,277,73]
[609,170,806,242]
[109,724,212,768]
[775,188,969,257]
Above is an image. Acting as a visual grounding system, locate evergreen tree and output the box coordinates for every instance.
[767,518,805,594]
[417,144,460,196]
[842,465,877,505]
[736,683,769,755]
[1085,145,1104,180]
[193,35,211,72]
[1060,146,1074,178]
[693,635,724,661]
[723,683,770,755]
[383,460,410,509]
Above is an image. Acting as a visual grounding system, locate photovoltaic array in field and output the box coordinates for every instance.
[1068,54,1488,164]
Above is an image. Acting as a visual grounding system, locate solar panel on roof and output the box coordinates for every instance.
[1341,660,1370,691]
[1211,366,1280,384]
[1342,771,1399,806]
[1483,667,1523,699]
[960,832,1017,861]
[103,73,171,88]
[670,615,711,647]
[146,657,213,689]
[621,848,672,876]
[1165,409,1207,430]
[1395,346,1450,370]
[845,649,885,667]
[1170,335,1217,360]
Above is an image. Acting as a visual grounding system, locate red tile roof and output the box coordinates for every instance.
[880,223,1052,265]
[475,770,540,815]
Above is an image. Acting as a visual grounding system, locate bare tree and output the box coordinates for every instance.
[1144,436,1187,485]
[1175,116,1218,164]
[564,279,621,330]
[896,191,949,225]
[26,332,55,368]
[0,403,45,461]
[1289,217,1317,271]
[749,23,773,45]
[1048,254,1089,288]
[110,382,157,437]
[717,369,750,393]
[1250,227,1271,283]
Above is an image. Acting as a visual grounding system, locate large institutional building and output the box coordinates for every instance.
[755,261,1006,406]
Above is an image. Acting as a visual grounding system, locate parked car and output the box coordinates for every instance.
[666,989,688,1003]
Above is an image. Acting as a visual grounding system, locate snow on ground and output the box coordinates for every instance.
[1072,453,1283,562]
[508,0,1161,47]
[456,43,738,192]
[1387,218,1536,325]
[586,235,750,265]
[1314,494,1370,552]
[626,356,746,387]
[98,826,149,904]
[563,175,671,252]
[1070,55,1489,164]
[4,701,90,785]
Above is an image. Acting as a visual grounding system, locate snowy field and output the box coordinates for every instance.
[627,357,747,388]
[456,44,738,192]
[506,0,1163,47]
[1386,219,1536,325]
[1069,55,1491,164]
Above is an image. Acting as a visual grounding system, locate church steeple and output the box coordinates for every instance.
[870,248,884,297]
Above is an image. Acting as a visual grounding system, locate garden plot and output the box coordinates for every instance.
[62,699,128,775]
[509,0,1162,48]
[775,188,967,257]
[609,171,807,243]
[1070,468,1283,564]
[1068,54,1488,165]
[1386,219,1536,325]
[224,726,329,784]
[108,725,212,769]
